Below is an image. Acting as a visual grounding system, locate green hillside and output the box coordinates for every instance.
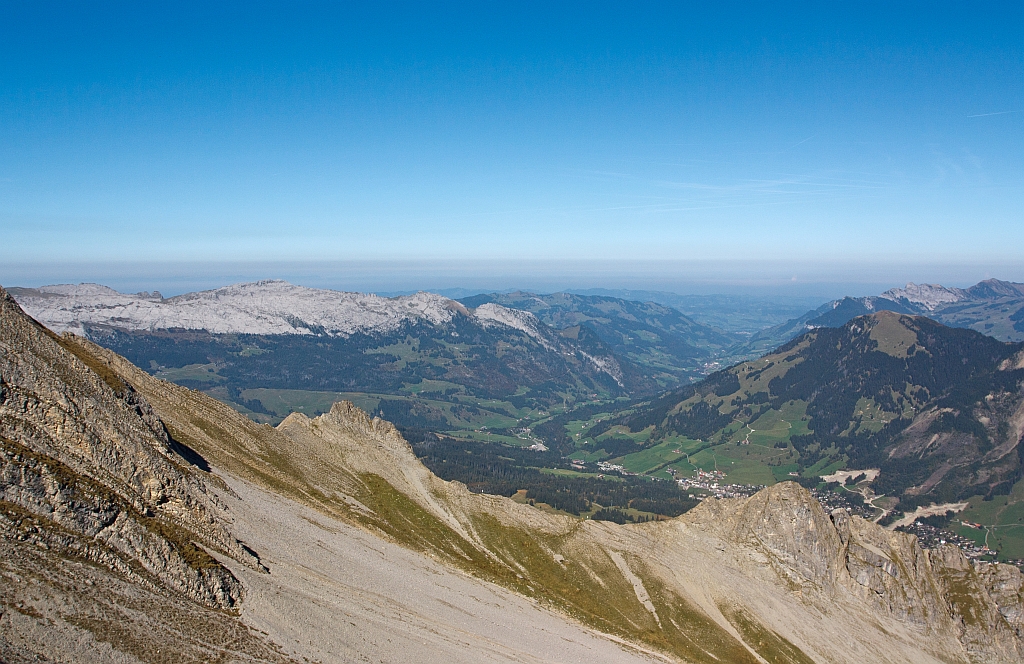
[581,312,1024,557]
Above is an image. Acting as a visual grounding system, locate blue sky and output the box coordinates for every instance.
[1,2,1022,292]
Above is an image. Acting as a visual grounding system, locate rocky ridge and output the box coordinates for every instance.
[883,280,1024,310]
[12,280,574,343]
[11,280,461,337]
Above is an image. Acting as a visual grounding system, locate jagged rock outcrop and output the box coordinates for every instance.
[0,286,260,609]
[687,482,1024,661]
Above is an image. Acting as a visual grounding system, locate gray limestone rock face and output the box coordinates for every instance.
[0,286,257,610]
[688,482,1024,661]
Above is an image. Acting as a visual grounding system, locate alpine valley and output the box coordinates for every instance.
[4,279,1024,662]
[11,279,1024,565]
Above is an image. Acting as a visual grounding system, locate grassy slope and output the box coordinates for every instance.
[592,315,1024,540]
[92,343,772,662]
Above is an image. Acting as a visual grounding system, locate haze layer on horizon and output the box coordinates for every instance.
[4,259,1021,301]
[1,3,1021,269]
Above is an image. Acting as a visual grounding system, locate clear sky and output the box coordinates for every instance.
[1,2,1022,292]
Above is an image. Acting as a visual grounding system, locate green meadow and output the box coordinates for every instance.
[953,479,1024,561]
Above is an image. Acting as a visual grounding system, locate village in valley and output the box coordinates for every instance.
[571,451,1017,566]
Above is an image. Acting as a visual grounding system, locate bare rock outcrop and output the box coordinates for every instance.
[0,286,258,610]
[688,481,1024,661]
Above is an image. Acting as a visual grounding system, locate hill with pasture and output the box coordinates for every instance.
[583,312,1024,556]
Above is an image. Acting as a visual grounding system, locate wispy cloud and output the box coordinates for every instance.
[778,135,816,153]
[967,110,1017,118]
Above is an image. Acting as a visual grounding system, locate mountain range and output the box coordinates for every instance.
[2,284,1024,662]
[10,281,652,415]
[10,281,752,436]
[745,279,1024,355]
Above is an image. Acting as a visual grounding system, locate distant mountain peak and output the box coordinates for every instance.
[471,302,551,347]
[880,282,968,310]
[967,278,1024,300]
[745,277,1024,354]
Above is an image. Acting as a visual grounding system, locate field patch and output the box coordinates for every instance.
[614,440,691,474]
[953,478,1024,561]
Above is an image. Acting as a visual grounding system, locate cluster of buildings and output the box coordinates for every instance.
[810,487,876,519]
[675,469,760,499]
[895,520,1002,561]
[595,460,636,476]
[512,427,549,451]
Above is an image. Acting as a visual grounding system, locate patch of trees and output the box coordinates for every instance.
[787,475,821,489]
[585,436,640,458]
[709,371,740,397]
[410,437,698,517]
[615,385,697,433]
[226,385,270,415]
[590,508,658,524]
[591,508,632,524]
[664,400,733,440]
[744,362,774,383]
[377,399,451,429]
[1010,305,1024,333]
[919,511,956,529]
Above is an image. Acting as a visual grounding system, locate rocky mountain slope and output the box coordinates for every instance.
[745,279,1024,353]
[0,287,290,661]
